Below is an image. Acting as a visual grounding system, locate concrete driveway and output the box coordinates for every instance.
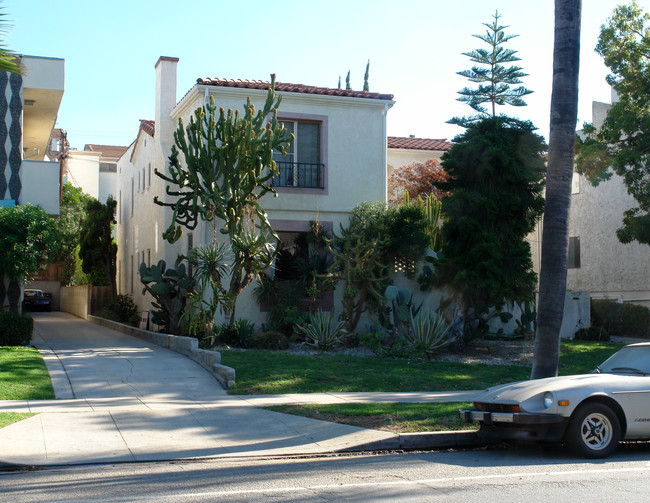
[0,313,403,466]
[33,312,227,400]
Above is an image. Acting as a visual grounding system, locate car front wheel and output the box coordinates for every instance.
[566,402,621,458]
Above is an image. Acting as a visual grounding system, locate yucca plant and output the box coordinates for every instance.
[406,310,452,356]
[295,310,345,351]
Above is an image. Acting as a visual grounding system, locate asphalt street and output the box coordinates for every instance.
[2,442,650,502]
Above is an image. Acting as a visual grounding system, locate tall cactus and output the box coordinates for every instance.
[154,75,293,324]
[403,190,443,252]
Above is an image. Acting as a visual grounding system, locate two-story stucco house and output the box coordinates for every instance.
[116,56,394,325]
[0,55,64,312]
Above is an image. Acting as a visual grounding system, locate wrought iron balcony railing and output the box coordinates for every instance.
[273,161,324,189]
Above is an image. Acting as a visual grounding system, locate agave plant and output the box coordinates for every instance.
[406,310,451,355]
[295,310,345,351]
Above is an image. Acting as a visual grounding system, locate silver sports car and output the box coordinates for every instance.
[460,343,650,458]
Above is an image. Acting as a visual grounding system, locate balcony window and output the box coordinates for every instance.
[273,121,323,189]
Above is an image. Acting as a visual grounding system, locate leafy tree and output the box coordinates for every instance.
[0,205,60,314]
[79,197,118,298]
[387,158,449,205]
[531,0,581,379]
[455,11,532,118]
[57,183,95,285]
[575,0,650,245]
[433,117,546,341]
[0,6,21,75]
[155,75,292,324]
[363,60,370,92]
[0,204,60,283]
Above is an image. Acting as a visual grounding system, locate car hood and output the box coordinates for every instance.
[476,373,633,403]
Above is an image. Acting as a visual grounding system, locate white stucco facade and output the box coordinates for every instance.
[66,150,101,199]
[116,57,395,325]
[65,147,122,203]
[566,98,650,307]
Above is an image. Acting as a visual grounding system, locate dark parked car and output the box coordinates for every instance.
[22,289,52,312]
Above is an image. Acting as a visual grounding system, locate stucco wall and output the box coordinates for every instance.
[20,160,60,214]
[98,171,117,204]
[60,285,91,319]
[66,151,100,200]
[567,172,650,305]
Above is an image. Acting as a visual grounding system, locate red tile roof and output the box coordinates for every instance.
[387,136,453,151]
[139,119,155,137]
[196,78,394,101]
[84,144,130,158]
[129,120,155,162]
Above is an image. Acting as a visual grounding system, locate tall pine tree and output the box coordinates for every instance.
[433,11,545,344]
[456,11,532,118]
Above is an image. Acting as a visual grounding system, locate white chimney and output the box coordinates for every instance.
[155,56,179,146]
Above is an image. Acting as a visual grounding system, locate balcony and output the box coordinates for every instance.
[273,161,324,189]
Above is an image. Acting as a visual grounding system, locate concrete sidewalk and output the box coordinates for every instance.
[0,313,480,467]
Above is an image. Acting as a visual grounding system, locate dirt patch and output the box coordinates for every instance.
[434,339,535,366]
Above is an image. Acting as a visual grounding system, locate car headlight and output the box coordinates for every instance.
[543,392,554,409]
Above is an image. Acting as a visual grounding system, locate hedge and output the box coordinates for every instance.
[0,312,34,346]
[591,300,650,338]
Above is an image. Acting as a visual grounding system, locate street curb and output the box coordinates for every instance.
[339,430,481,453]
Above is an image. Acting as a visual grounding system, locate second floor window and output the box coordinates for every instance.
[273,121,323,189]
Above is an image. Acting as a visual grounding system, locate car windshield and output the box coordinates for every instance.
[598,346,650,375]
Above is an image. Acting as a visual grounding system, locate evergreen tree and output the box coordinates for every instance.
[79,197,118,298]
[363,60,370,91]
[456,11,532,118]
[338,76,341,89]
[434,118,546,339]
[57,183,95,286]
[434,11,545,343]
[345,70,351,90]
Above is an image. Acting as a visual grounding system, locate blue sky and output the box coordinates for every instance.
[6,0,644,150]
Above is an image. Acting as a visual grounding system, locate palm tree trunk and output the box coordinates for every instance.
[531,0,582,379]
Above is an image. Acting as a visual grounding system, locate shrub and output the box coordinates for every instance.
[592,299,650,338]
[254,275,306,336]
[359,330,411,357]
[0,312,34,346]
[216,319,256,348]
[575,326,610,342]
[254,331,291,350]
[295,310,345,351]
[103,295,138,324]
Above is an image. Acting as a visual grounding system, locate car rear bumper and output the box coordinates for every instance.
[460,409,569,442]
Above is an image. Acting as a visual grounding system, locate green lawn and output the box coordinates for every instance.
[267,402,475,433]
[0,346,55,428]
[225,340,624,433]
[222,340,623,396]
